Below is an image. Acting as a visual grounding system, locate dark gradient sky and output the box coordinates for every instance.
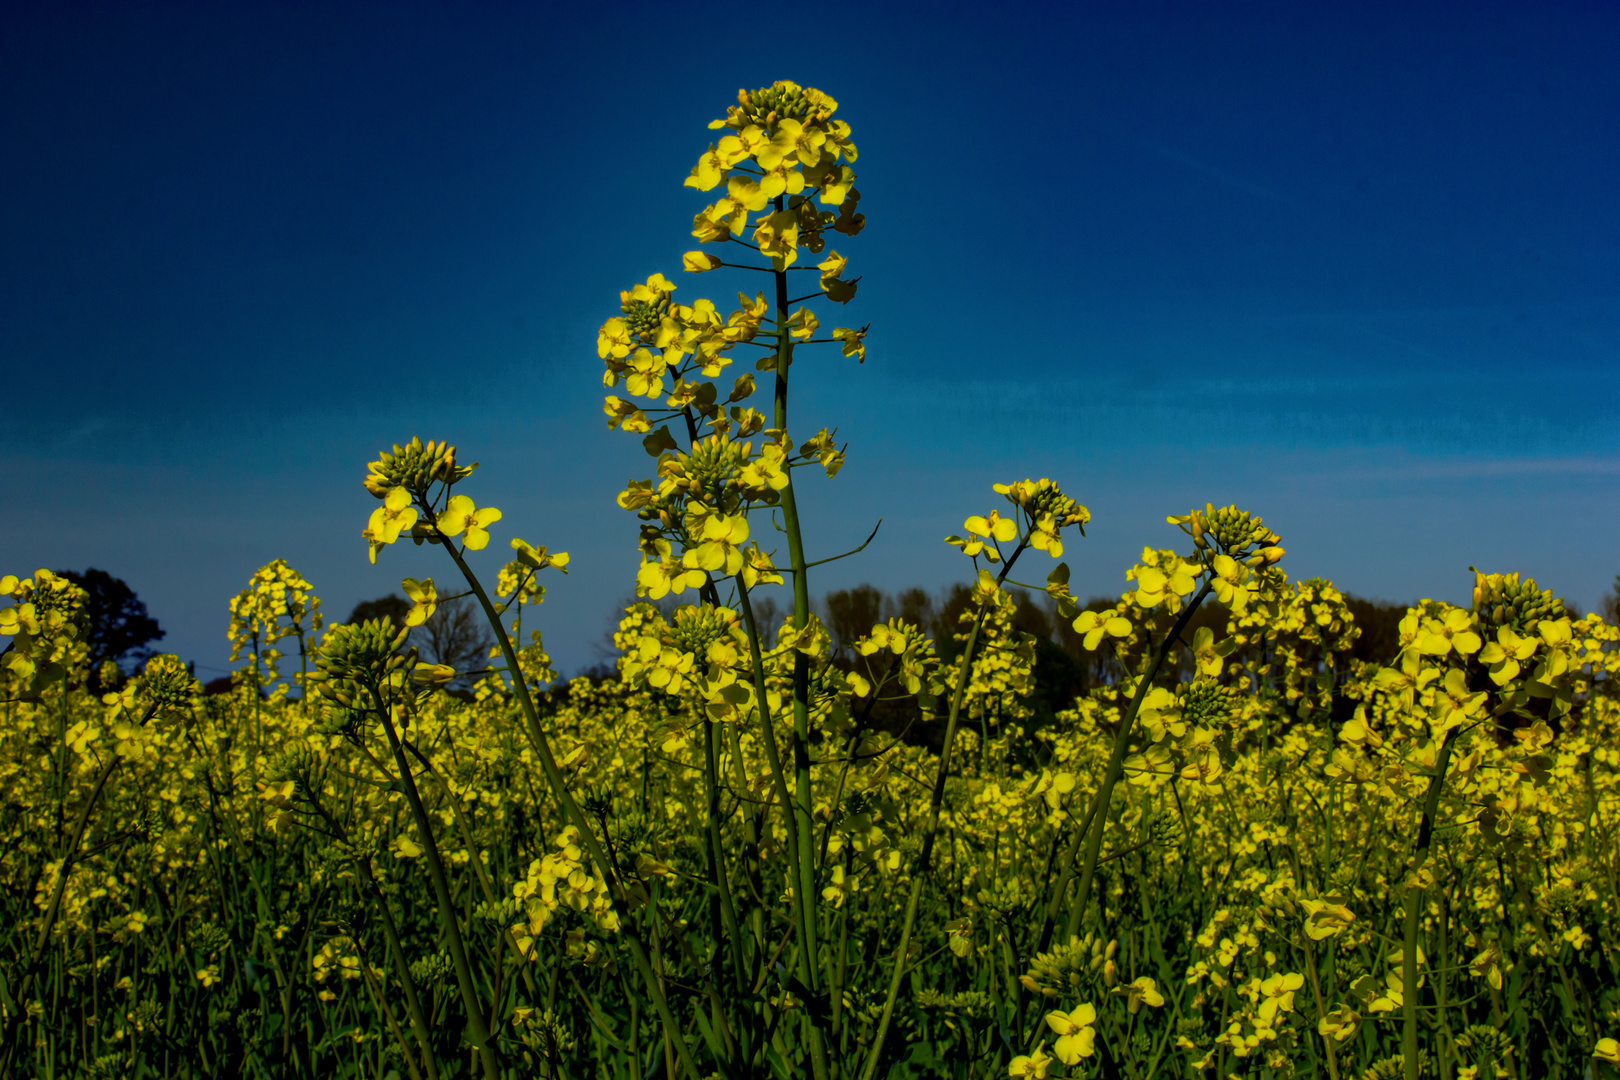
[5,1,1618,680]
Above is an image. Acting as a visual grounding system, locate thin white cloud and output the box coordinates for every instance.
[1335,456,1620,481]
[1142,140,1297,206]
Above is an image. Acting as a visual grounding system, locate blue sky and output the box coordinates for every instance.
[4,0,1618,681]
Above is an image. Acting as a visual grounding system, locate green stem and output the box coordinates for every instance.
[859,554,1023,1080]
[734,578,828,1069]
[1030,794,1101,958]
[1300,932,1341,1080]
[702,717,748,998]
[769,238,833,1080]
[403,736,541,1004]
[0,703,158,1074]
[1405,726,1461,1080]
[373,692,502,1080]
[306,777,442,1079]
[357,936,426,1080]
[1064,581,1213,945]
[443,541,719,1080]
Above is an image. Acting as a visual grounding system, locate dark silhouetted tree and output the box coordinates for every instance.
[893,587,933,629]
[347,595,410,628]
[1343,595,1408,666]
[346,593,493,691]
[415,595,496,688]
[823,584,884,655]
[751,595,785,646]
[930,583,975,662]
[1603,576,1620,624]
[57,569,164,693]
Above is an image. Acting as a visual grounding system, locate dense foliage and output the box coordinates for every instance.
[4,82,1619,1080]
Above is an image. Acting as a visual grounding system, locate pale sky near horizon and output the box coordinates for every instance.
[5,0,1617,679]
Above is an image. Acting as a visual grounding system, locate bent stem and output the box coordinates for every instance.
[443,541,722,1080]
[372,692,502,1080]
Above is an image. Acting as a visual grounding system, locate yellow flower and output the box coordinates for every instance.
[1316,1005,1359,1043]
[788,307,820,341]
[817,250,857,303]
[603,396,650,432]
[1111,977,1165,1014]
[682,251,723,272]
[1300,898,1355,940]
[1366,968,1404,1014]
[1008,1042,1054,1078]
[817,250,848,283]
[597,317,633,359]
[753,208,799,269]
[392,835,424,859]
[1432,666,1487,735]
[739,544,783,589]
[819,163,857,205]
[683,144,730,191]
[636,540,707,600]
[0,600,37,636]
[401,577,437,627]
[689,513,750,576]
[1191,625,1235,677]
[1256,972,1303,1027]
[630,273,676,302]
[1044,1005,1097,1065]
[832,325,866,362]
[1468,937,1508,990]
[1417,607,1482,656]
[965,512,1018,544]
[1537,616,1573,647]
[102,682,137,712]
[948,511,1018,562]
[1072,609,1132,651]
[821,864,853,907]
[624,347,667,399]
[692,199,747,243]
[1131,551,1198,609]
[437,494,502,550]
[364,487,419,563]
[196,965,222,989]
[1478,625,1537,684]
[737,442,790,493]
[511,537,569,574]
[1594,1038,1620,1065]
[1209,553,1250,611]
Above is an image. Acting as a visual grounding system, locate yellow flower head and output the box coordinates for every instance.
[364,487,419,563]
[364,437,470,498]
[437,495,502,551]
[1073,608,1133,652]
[401,578,437,627]
[1130,549,1199,610]
[1112,976,1165,1014]
[1008,1042,1054,1078]
[1044,1005,1097,1065]
[1316,1005,1360,1043]
[1300,898,1355,941]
